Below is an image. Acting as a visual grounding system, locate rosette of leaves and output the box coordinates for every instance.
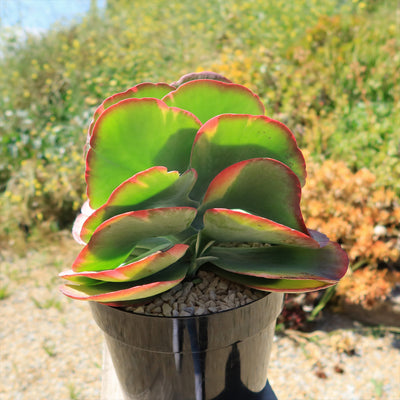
[59,72,348,306]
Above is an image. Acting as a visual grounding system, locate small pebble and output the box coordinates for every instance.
[183,306,195,315]
[195,307,205,315]
[145,303,156,312]
[162,303,172,316]
[188,293,197,302]
[210,278,219,288]
[161,293,172,302]
[174,290,183,298]
[180,310,192,317]
[182,282,194,297]
[153,298,164,306]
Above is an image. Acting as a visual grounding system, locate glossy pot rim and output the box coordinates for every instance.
[90,291,284,352]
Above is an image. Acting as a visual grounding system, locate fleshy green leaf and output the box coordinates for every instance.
[206,241,348,281]
[60,262,188,302]
[207,266,335,293]
[162,80,265,124]
[88,83,175,137]
[86,98,201,208]
[201,158,308,232]
[190,114,306,200]
[203,208,316,246]
[60,244,188,283]
[79,167,197,243]
[72,207,197,272]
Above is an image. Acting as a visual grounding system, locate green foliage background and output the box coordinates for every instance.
[0,0,398,248]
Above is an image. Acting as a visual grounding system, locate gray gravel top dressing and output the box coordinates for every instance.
[125,270,264,317]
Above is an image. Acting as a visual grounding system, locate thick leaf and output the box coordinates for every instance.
[60,244,188,283]
[206,241,348,281]
[72,207,196,272]
[162,80,265,124]
[190,114,306,199]
[203,209,315,246]
[208,266,335,293]
[79,167,197,243]
[60,262,188,302]
[86,98,201,208]
[201,159,308,232]
[88,83,175,138]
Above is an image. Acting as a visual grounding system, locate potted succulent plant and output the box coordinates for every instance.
[59,72,348,400]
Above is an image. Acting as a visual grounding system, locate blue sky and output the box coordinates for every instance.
[0,0,106,30]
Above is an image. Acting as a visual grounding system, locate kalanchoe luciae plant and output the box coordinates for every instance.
[59,72,348,307]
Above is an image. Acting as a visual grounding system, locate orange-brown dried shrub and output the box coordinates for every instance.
[302,155,400,308]
[336,268,400,309]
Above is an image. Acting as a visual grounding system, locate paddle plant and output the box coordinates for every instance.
[59,72,348,306]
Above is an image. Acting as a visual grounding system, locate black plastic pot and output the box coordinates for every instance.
[90,292,283,400]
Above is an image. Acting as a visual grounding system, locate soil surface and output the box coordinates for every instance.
[1,234,399,400]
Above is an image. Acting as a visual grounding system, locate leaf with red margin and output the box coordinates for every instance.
[60,261,188,302]
[72,207,196,272]
[162,80,265,124]
[201,159,308,233]
[86,98,201,208]
[206,241,348,282]
[190,114,306,200]
[203,209,316,246]
[60,244,188,283]
[79,168,197,243]
[88,83,175,138]
[207,266,336,293]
